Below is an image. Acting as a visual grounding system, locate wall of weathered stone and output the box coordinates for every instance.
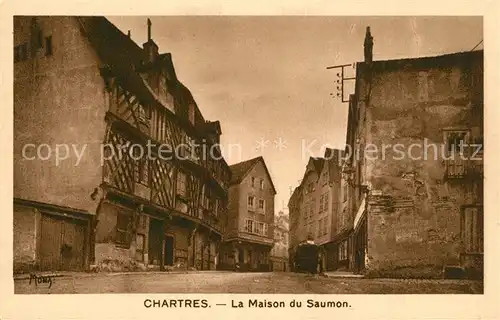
[13,204,39,273]
[14,16,106,214]
[358,52,483,278]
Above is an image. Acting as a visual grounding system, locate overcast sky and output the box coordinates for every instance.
[107,16,482,214]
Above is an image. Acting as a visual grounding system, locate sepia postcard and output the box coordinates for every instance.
[1,1,499,319]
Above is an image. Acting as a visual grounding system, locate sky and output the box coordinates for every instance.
[107,16,483,215]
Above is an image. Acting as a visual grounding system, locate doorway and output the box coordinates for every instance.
[148,218,163,265]
[164,235,174,266]
[353,218,367,273]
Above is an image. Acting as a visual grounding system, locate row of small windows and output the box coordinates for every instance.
[250,177,265,190]
[14,35,52,63]
[247,195,266,214]
[244,219,268,236]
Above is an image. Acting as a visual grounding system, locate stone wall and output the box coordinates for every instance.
[13,205,39,273]
[14,16,106,215]
[357,52,483,278]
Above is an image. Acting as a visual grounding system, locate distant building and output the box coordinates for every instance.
[344,27,483,278]
[218,157,277,272]
[13,16,230,273]
[270,211,289,272]
[288,148,343,272]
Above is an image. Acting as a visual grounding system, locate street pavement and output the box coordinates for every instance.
[14,271,483,294]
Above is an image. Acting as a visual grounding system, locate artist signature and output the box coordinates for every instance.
[29,273,54,288]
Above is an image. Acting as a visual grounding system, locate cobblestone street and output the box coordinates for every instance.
[14,272,483,294]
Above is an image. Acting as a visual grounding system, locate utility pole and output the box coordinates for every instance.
[326,63,356,103]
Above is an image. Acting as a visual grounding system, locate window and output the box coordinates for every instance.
[260,179,264,190]
[244,219,267,236]
[251,177,255,188]
[310,198,316,216]
[322,172,328,186]
[179,134,195,160]
[45,36,53,56]
[317,218,323,237]
[258,199,265,213]
[444,130,470,178]
[343,184,348,202]
[245,219,253,233]
[461,206,483,253]
[176,171,187,197]
[254,222,264,235]
[135,158,149,186]
[116,213,131,245]
[446,131,468,154]
[247,195,255,210]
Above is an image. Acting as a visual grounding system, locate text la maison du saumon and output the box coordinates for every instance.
[144,299,351,308]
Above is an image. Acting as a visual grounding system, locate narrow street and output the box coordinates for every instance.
[14,271,483,294]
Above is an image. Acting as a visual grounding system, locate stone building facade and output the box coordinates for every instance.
[288,148,343,272]
[13,16,230,272]
[218,157,276,272]
[270,211,289,272]
[346,27,483,278]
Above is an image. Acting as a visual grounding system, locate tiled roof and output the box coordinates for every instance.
[229,156,277,194]
[229,157,261,185]
[76,16,229,168]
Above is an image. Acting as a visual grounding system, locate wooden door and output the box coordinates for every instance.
[39,214,87,271]
[39,214,63,271]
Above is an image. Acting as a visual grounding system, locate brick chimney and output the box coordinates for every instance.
[143,18,159,64]
[364,26,373,64]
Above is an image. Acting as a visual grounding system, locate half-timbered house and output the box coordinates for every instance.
[14,16,230,272]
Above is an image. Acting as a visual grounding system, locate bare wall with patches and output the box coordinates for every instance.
[358,52,484,277]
